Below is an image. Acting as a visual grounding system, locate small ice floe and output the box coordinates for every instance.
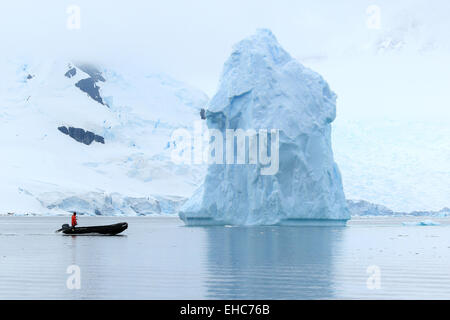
[402,220,440,226]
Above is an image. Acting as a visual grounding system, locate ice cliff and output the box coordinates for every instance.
[179,29,349,225]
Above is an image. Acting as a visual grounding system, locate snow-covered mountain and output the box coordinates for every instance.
[0,58,208,215]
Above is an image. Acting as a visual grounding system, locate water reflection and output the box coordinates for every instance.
[203,226,345,299]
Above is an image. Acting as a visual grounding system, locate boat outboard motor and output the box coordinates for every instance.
[61,224,70,230]
[56,224,71,233]
[55,223,70,232]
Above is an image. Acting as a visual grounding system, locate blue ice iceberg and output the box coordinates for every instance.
[179,29,349,226]
[402,220,441,226]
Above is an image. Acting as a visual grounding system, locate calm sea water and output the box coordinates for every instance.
[1,216,450,299]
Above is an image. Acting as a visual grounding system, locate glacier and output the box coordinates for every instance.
[0,58,207,216]
[347,200,450,217]
[179,29,349,226]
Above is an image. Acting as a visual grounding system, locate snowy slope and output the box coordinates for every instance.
[0,58,208,215]
[302,14,450,213]
[333,118,450,212]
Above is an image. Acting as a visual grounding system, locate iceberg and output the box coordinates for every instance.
[402,220,441,226]
[179,29,349,226]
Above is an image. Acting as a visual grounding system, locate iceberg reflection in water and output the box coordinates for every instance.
[203,226,344,299]
[2,216,450,299]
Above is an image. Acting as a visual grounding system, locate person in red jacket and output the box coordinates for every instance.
[71,212,78,227]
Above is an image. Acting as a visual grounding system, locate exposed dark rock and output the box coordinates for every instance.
[58,126,105,145]
[69,127,95,145]
[64,68,77,78]
[94,135,105,144]
[26,74,33,80]
[200,108,206,120]
[75,78,104,105]
[76,64,105,82]
[70,63,108,106]
[58,126,69,135]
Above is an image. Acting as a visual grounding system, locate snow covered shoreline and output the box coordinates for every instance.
[3,198,448,218]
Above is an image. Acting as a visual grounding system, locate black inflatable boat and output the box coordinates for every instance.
[57,222,128,235]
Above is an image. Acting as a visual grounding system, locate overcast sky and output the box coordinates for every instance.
[1,0,449,95]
